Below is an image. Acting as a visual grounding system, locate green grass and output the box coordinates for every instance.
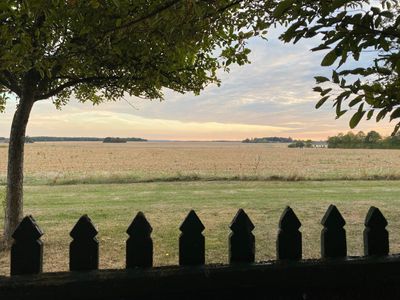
[3,172,400,186]
[1,180,400,275]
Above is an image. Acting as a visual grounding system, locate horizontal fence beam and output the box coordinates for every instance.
[2,256,400,300]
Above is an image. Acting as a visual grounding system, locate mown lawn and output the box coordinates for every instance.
[1,180,400,275]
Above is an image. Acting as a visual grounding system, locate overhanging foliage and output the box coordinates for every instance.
[271,0,400,133]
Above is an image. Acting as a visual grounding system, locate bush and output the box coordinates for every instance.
[288,141,306,148]
[103,137,127,143]
[327,131,400,149]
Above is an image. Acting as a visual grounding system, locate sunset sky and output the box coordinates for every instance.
[0,28,394,141]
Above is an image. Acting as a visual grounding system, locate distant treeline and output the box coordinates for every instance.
[0,136,147,143]
[103,137,127,143]
[288,140,313,148]
[328,131,400,149]
[242,137,293,143]
[31,136,103,141]
[126,137,147,142]
[27,136,147,142]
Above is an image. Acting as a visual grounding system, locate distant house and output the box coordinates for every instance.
[312,141,328,148]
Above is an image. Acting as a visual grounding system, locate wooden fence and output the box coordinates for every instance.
[1,204,400,299]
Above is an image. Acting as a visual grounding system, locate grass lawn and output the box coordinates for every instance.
[1,180,400,275]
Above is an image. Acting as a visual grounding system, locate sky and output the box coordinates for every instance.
[0,28,394,141]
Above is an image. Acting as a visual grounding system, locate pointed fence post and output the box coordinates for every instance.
[179,210,205,266]
[364,206,389,256]
[126,212,153,268]
[277,206,302,260]
[70,215,99,271]
[11,215,43,276]
[229,209,255,264]
[321,205,347,258]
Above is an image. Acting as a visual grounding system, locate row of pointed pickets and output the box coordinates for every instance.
[10,204,389,276]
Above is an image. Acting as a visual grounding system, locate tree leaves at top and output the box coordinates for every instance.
[0,0,272,108]
[270,0,400,134]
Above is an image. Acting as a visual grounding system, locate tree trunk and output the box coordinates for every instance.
[3,88,35,246]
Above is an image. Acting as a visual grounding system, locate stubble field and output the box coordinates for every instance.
[1,141,400,184]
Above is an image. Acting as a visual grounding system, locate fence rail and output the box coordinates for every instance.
[1,204,400,299]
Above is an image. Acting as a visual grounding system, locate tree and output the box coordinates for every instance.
[0,0,271,244]
[385,132,400,147]
[326,130,392,148]
[356,131,366,142]
[305,139,313,148]
[270,0,400,133]
[103,137,127,143]
[288,140,306,148]
[365,130,382,144]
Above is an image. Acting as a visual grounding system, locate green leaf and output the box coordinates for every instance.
[311,44,330,52]
[376,109,387,122]
[381,11,394,18]
[332,71,340,84]
[337,90,351,101]
[349,95,363,107]
[313,86,323,93]
[112,0,120,7]
[321,49,338,66]
[367,110,374,120]
[273,0,293,18]
[314,76,330,83]
[321,88,332,96]
[392,123,400,135]
[315,96,330,109]
[336,109,347,119]
[390,107,400,121]
[350,111,365,129]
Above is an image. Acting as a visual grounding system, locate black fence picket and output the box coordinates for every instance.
[10,215,43,275]
[126,212,153,268]
[277,206,302,260]
[179,210,205,266]
[321,205,347,258]
[364,206,389,256]
[70,214,99,271]
[229,209,255,263]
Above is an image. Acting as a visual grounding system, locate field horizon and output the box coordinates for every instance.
[2,141,400,186]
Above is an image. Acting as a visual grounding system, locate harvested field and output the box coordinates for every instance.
[1,141,400,185]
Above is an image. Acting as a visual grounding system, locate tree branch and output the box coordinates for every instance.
[216,0,243,14]
[0,77,11,91]
[2,71,22,97]
[103,0,182,34]
[35,75,139,100]
[104,0,243,35]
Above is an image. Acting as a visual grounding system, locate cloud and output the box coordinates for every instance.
[1,110,293,140]
[0,28,392,139]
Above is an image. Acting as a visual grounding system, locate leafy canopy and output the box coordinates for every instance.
[271,0,400,133]
[0,0,270,110]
